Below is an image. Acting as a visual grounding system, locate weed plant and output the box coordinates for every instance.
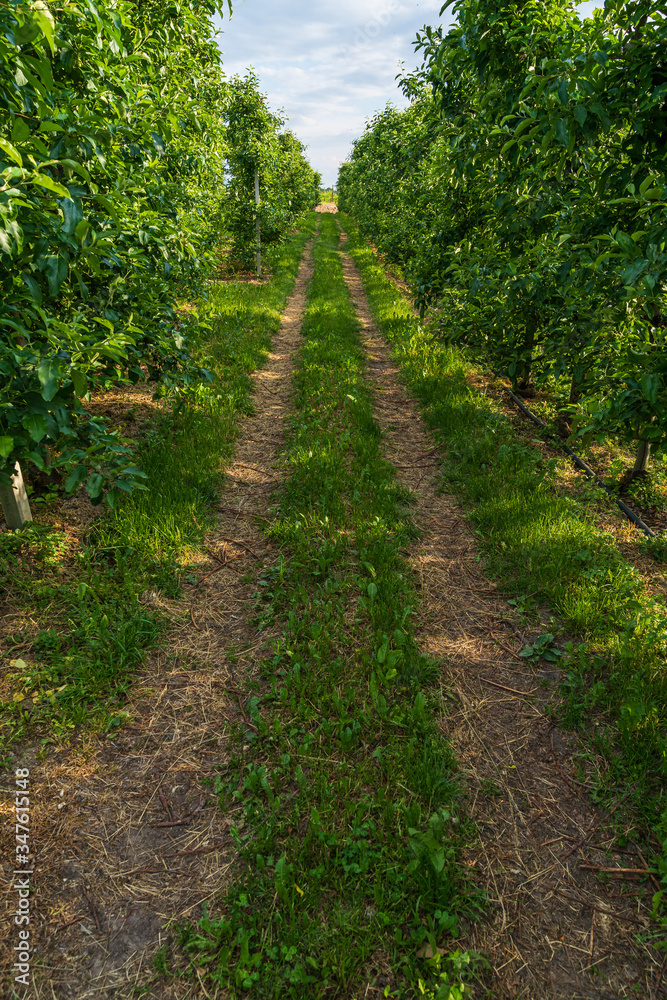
[338,212,667,931]
[0,220,317,758]
[177,214,483,998]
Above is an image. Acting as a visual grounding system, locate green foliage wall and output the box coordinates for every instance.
[0,0,318,505]
[339,0,667,464]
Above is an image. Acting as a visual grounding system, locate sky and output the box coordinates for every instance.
[213,1,602,188]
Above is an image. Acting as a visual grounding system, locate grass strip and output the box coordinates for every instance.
[176,213,484,999]
[338,211,667,910]
[0,217,317,760]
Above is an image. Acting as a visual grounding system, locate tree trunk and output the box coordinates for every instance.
[633,438,651,476]
[556,375,582,437]
[516,322,536,397]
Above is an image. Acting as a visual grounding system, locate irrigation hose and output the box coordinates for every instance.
[504,389,657,541]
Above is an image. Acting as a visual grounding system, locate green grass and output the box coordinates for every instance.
[338,211,667,931]
[0,217,318,759]
[175,213,485,999]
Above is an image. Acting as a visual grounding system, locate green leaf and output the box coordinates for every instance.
[60,197,84,236]
[621,259,648,285]
[86,473,104,499]
[75,219,91,245]
[0,139,23,167]
[22,273,42,304]
[61,158,91,183]
[64,466,87,493]
[639,175,654,197]
[0,436,14,459]
[36,358,60,401]
[514,117,534,137]
[33,0,56,54]
[573,104,587,126]
[95,195,119,223]
[555,119,569,147]
[11,119,31,143]
[33,173,71,198]
[22,414,48,443]
[640,375,660,406]
[557,81,569,106]
[590,101,610,129]
[41,254,69,296]
[71,369,87,397]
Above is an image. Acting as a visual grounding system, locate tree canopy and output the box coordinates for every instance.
[339,0,667,468]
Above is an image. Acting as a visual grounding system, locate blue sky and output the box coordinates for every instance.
[214,1,601,187]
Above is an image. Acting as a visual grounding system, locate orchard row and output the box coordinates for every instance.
[339,0,666,475]
[0,0,319,504]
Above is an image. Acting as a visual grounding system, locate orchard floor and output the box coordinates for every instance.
[1,209,662,1000]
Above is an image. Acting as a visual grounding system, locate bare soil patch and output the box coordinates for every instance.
[337,228,663,1000]
[0,235,317,1000]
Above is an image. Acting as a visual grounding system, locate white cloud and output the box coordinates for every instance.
[213,1,440,185]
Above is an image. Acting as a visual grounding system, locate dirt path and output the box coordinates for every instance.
[336,225,662,1000]
[2,232,317,1000]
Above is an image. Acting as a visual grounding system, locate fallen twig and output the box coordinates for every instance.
[634,843,661,893]
[480,677,536,697]
[234,692,258,732]
[218,537,259,559]
[488,629,525,662]
[204,545,228,565]
[82,887,101,933]
[55,914,87,933]
[197,551,244,585]
[579,864,653,877]
[157,785,173,822]
[150,798,206,829]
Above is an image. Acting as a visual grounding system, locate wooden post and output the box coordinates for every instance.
[0,462,33,530]
[254,166,261,278]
